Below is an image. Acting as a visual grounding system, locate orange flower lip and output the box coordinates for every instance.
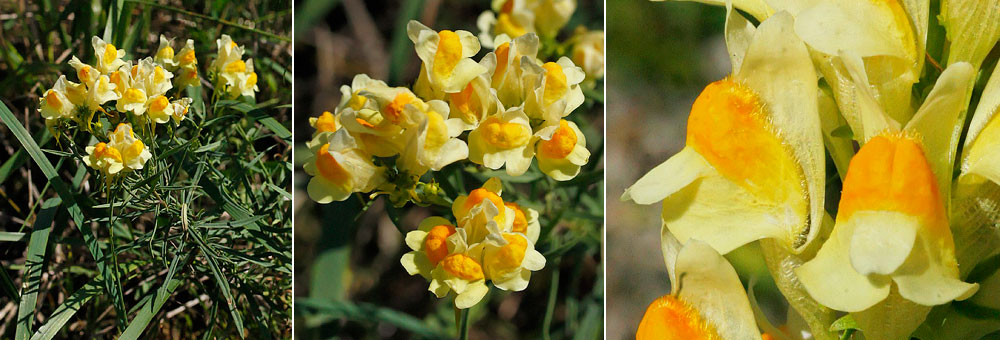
[636,295,721,340]
[838,133,945,228]
[686,78,805,203]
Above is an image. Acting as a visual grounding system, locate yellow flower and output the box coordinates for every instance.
[92,36,126,74]
[401,216,458,279]
[468,106,535,176]
[38,76,78,121]
[797,134,978,311]
[310,111,340,133]
[399,100,469,176]
[427,229,490,309]
[84,75,120,115]
[523,57,585,123]
[175,66,200,91]
[636,233,761,340]
[452,177,506,223]
[336,74,383,114]
[472,230,545,291]
[440,73,501,130]
[146,95,173,124]
[108,123,151,171]
[170,98,193,124]
[476,0,536,48]
[154,34,178,69]
[303,130,385,203]
[227,58,258,99]
[533,0,575,38]
[408,21,488,94]
[570,28,604,80]
[482,33,540,107]
[505,202,540,243]
[139,58,175,98]
[339,85,422,158]
[68,56,99,86]
[623,13,825,255]
[83,142,125,178]
[211,34,245,77]
[176,39,198,69]
[534,119,589,181]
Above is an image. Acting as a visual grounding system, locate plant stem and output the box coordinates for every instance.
[542,260,560,340]
[457,306,470,340]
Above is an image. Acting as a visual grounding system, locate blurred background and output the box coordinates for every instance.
[292,0,604,339]
[0,0,291,337]
[606,1,786,338]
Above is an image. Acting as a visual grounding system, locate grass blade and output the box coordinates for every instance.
[387,0,424,86]
[295,298,450,339]
[0,262,18,304]
[118,277,182,340]
[29,278,103,340]
[15,198,61,340]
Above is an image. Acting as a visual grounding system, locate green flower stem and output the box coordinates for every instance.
[458,306,470,340]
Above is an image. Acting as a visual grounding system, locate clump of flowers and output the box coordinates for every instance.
[303,15,603,206]
[302,1,603,316]
[625,1,1000,339]
[399,178,544,308]
[38,34,258,184]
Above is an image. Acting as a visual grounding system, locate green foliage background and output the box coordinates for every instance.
[0,1,292,338]
[292,0,605,339]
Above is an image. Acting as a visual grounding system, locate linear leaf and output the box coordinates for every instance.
[15,198,60,340]
[30,278,103,340]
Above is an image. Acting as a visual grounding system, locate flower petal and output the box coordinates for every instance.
[621,147,710,205]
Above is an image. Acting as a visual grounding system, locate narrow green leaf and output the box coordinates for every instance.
[118,277,182,340]
[0,232,27,242]
[0,262,18,304]
[30,278,103,340]
[387,0,424,85]
[295,298,450,339]
[16,198,61,340]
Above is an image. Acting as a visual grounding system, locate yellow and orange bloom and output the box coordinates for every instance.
[482,33,541,107]
[443,74,501,130]
[472,229,545,291]
[637,233,761,340]
[308,111,341,143]
[523,57,585,123]
[401,216,460,279]
[408,21,488,94]
[303,130,386,203]
[534,119,589,181]
[399,100,469,175]
[796,134,978,311]
[92,36,126,74]
[476,0,537,48]
[505,202,540,243]
[570,28,604,81]
[468,106,535,176]
[154,35,178,69]
[427,229,490,309]
[170,98,193,124]
[38,76,81,121]
[83,142,125,178]
[623,13,825,255]
[109,123,152,171]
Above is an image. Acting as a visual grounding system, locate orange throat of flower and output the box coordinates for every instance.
[685,78,806,204]
[636,295,722,340]
[838,133,947,231]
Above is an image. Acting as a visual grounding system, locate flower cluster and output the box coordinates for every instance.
[38,34,258,182]
[625,0,1000,339]
[209,35,259,99]
[400,178,545,309]
[304,16,599,204]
